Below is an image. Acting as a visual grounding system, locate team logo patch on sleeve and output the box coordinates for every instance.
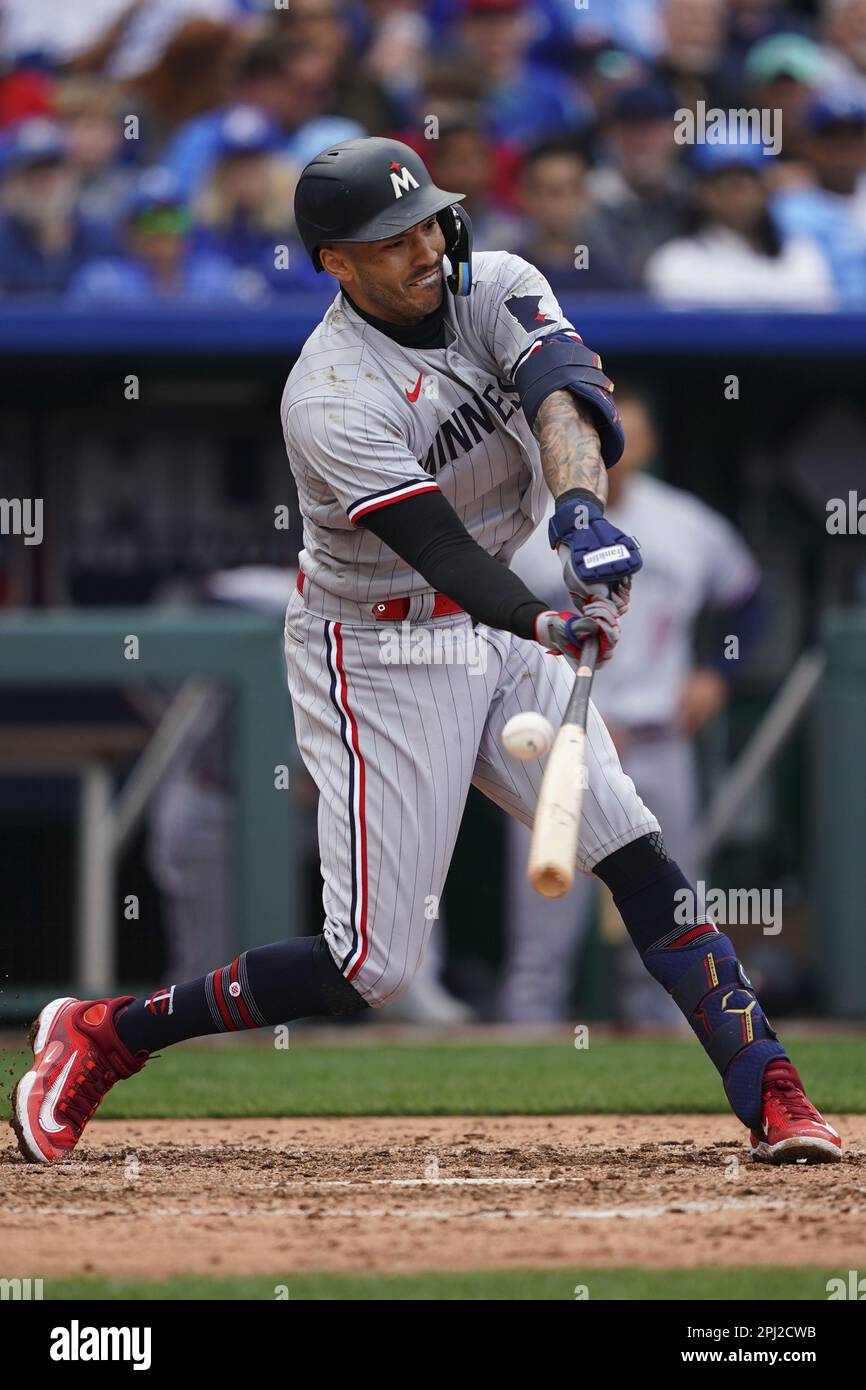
[504,294,556,331]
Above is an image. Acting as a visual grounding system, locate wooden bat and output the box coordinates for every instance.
[528,632,600,898]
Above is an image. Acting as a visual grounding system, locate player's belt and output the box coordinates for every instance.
[370,594,464,620]
[296,569,463,622]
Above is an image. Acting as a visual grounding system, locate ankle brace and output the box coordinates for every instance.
[595,834,786,1128]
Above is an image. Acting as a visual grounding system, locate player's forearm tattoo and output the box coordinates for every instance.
[533,389,608,507]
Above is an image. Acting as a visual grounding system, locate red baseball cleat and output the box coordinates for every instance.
[750,1058,842,1164]
[10,996,148,1164]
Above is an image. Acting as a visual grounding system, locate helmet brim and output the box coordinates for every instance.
[318,185,465,248]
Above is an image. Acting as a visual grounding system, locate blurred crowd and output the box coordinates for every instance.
[2,0,866,305]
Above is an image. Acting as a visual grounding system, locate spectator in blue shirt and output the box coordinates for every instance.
[191,105,322,292]
[821,0,866,104]
[55,78,138,225]
[162,34,364,200]
[71,167,250,301]
[0,119,118,296]
[451,0,592,146]
[529,0,667,73]
[772,89,866,306]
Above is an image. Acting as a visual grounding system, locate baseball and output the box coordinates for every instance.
[501,711,554,761]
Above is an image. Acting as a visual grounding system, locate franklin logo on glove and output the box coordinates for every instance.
[583,544,632,569]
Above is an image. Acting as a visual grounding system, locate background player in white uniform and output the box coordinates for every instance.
[11,138,841,1169]
[501,388,763,1027]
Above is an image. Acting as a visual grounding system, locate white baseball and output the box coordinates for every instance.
[501,711,554,761]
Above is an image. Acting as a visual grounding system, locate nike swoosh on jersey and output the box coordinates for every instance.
[39,1051,78,1134]
[405,373,422,403]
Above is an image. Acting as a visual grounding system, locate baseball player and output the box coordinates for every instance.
[11,138,841,1167]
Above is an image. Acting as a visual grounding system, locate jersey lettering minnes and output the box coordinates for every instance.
[280,251,579,607]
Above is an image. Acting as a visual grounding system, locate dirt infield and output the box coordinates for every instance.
[1,1115,863,1280]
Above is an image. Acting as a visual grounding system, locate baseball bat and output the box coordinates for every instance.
[527,632,600,898]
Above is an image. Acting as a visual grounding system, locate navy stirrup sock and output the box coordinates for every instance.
[594,833,786,1129]
[115,934,367,1053]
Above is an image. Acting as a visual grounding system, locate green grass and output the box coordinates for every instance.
[2,1036,863,1119]
[39,1267,844,1301]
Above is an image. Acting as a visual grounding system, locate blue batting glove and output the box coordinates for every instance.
[548,497,642,598]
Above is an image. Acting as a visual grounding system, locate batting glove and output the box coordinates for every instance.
[535,594,623,664]
[549,496,642,603]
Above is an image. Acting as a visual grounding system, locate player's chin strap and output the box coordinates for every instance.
[439,205,473,297]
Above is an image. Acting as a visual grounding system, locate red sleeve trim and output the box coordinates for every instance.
[348,480,440,526]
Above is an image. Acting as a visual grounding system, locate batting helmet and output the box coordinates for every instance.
[294,137,473,296]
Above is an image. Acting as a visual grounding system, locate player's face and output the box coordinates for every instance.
[322,215,447,323]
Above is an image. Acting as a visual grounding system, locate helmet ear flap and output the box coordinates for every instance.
[437,205,473,296]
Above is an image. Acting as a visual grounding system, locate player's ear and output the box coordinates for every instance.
[318,245,353,284]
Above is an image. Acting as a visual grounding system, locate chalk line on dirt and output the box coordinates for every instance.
[2,1195,854,1222]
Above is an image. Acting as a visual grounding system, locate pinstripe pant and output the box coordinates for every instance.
[285,589,659,1008]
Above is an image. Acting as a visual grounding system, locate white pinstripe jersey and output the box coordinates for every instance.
[280,251,579,607]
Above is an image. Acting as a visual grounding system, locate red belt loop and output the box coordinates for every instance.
[432,593,463,618]
[296,569,305,598]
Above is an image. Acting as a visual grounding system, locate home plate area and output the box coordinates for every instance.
[1,1115,863,1285]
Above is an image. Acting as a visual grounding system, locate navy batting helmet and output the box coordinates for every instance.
[294,137,473,296]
